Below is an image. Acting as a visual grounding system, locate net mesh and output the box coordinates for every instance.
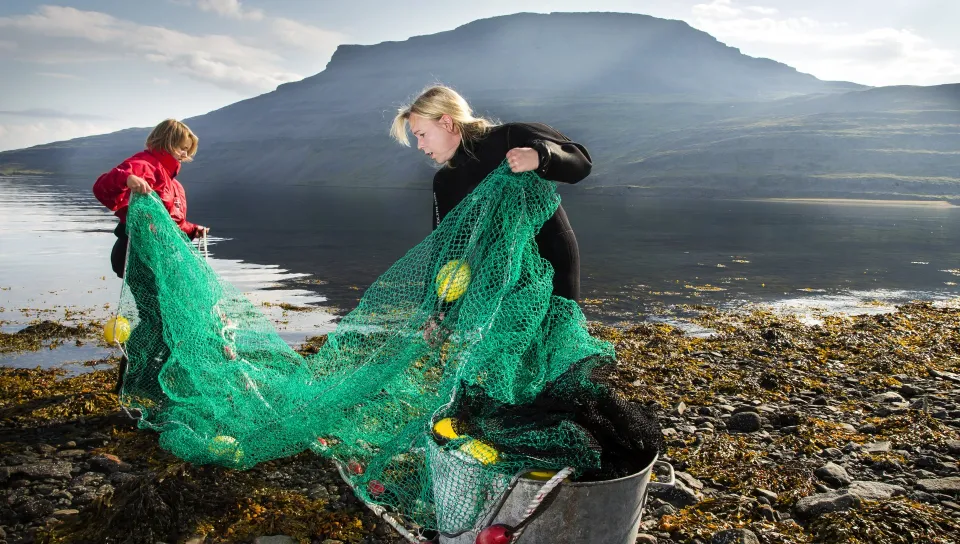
[116,161,662,534]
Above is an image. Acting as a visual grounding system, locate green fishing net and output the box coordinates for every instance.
[114,161,660,534]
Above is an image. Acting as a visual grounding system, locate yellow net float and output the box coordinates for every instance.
[435,260,471,302]
[102,316,130,344]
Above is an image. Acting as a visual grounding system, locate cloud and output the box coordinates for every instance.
[35,71,85,80]
[691,0,960,86]
[271,17,344,51]
[0,6,303,92]
[195,0,264,21]
[0,108,109,121]
[0,118,121,152]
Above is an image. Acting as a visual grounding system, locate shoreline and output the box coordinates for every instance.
[1,300,958,543]
[745,197,957,207]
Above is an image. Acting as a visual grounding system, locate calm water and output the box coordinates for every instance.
[3,175,960,368]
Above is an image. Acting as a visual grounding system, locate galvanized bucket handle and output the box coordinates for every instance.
[648,460,676,489]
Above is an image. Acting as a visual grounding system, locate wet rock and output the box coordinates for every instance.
[794,490,861,518]
[254,537,297,544]
[15,498,55,522]
[89,454,130,474]
[727,412,763,433]
[916,477,960,496]
[822,447,843,459]
[858,423,879,435]
[752,488,778,502]
[910,491,939,503]
[651,503,677,518]
[675,472,704,491]
[898,384,924,398]
[51,509,79,519]
[108,472,139,486]
[870,392,906,404]
[929,369,960,384]
[8,463,73,480]
[54,450,86,460]
[815,462,852,487]
[651,480,700,509]
[847,481,906,501]
[711,528,760,544]
[863,441,893,454]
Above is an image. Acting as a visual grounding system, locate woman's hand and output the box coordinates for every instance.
[506,147,540,173]
[126,175,152,194]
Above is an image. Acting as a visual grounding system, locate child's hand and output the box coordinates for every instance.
[196,226,211,237]
[126,175,152,194]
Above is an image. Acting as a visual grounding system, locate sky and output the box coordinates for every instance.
[1,0,958,151]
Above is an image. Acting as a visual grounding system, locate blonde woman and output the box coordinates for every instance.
[392,85,591,301]
[93,119,209,395]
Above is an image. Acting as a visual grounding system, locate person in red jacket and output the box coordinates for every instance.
[94,118,209,277]
[93,118,208,396]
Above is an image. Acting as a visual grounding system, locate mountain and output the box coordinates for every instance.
[3,11,958,201]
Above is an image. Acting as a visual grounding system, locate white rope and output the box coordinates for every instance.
[509,467,574,543]
[198,228,209,259]
[334,462,427,543]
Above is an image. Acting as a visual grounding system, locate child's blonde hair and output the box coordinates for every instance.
[391,85,497,149]
[146,119,198,162]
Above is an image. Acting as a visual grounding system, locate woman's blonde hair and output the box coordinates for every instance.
[391,85,497,150]
[145,119,199,162]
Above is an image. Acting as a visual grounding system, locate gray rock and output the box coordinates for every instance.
[673,402,687,416]
[711,528,760,544]
[945,440,960,454]
[942,501,960,511]
[636,535,658,544]
[929,369,960,384]
[910,491,939,503]
[848,481,906,501]
[254,537,297,544]
[752,488,778,502]
[899,384,924,398]
[858,423,879,435]
[108,472,140,486]
[651,480,700,509]
[52,509,80,518]
[916,477,960,496]
[863,441,893,454]
[822,447,843,458]
[871,391,906,404]
[676,472,704,491]
[9,463,73,480]
[16,498,55,521]
[728,412,763,433]
[89,454,131,474]
[54,450,86,459]
[651,503,677,518]
[794,490,861,518]
[815,462,852,487]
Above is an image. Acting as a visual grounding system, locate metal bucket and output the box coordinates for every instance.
[429,439,675,544]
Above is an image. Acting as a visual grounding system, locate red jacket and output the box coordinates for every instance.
[93,149,199,239]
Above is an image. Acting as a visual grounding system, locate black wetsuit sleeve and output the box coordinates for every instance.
[506,123,592,184]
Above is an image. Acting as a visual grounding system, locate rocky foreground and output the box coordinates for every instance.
[1,301,959,543]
